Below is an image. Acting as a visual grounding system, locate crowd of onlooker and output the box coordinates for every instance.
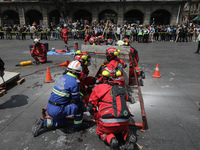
[0,20,200,43]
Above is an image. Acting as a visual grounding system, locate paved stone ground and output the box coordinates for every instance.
[0,38,200,150]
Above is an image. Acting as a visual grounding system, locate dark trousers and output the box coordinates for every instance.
[196,41,200,53]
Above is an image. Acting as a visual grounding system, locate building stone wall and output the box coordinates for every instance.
[0,1,187,26]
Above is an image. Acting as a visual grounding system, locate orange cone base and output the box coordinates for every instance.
[152,74,161,78]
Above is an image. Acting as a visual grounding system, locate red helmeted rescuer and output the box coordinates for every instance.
[84,25,91,45]
[61,24,69,49]
[86,70,137,150]
[74,50,95,96]
[105,47,127,86]
[30,38,47,64]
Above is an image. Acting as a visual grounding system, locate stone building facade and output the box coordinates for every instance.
[0,0,188,26]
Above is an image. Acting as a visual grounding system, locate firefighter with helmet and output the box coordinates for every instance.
[107,38,113,45]
[104,47,127,86]
[84,25,91,45]
[74,50,96,100]
[86,69,137,150]
[61,24,69,50]
[30,38,47,64]
[32,60,89,137]
[89,37,97,45]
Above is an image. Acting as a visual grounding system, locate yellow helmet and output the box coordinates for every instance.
[102,70,110,77]
[76,50,82,55]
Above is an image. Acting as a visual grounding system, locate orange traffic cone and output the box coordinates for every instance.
[59,60,69,66]
[152,64,161,78]
[45,67,53,83]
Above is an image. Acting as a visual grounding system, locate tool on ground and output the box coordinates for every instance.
[16,60,32,66]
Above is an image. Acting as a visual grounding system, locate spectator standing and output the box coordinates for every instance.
[149,25,155,42]
[0,26,4,39]
[194,30,200,53]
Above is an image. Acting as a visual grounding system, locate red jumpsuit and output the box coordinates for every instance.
[84,29,91,45]
[89,83,130,146]
[30,44,47,63]
[61,28,69,41]
[106,58,126,86]
[61,28,69,48]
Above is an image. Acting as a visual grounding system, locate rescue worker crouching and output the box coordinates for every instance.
[104,47,127,86]
[73,50,96,104]
[32,60,89,137]
[30,38,47,64]
[86,70,137,150]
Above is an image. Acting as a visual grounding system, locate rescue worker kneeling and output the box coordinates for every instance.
[32,60,88,137]
[30,38,47,64]
[86,70,137,150]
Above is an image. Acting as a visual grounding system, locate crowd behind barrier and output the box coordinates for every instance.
[0,20,200,43]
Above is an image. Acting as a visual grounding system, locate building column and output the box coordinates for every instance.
[117,5,124,25]
[143,6,151,25]
[18,6,25,25]
[42,7,48,26]
[92,5,98,23]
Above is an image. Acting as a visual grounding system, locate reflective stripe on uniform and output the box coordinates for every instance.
[100,118,128,123]
[52,88,70,97]
[115,77,125,80]
[47,118,52,128]
[74,119,83,124]
[71,92,79,95]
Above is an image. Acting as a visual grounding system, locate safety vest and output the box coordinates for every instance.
[143,29,148,35]
[138,29,143,35]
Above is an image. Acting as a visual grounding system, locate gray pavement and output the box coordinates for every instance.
[0,38,200,150]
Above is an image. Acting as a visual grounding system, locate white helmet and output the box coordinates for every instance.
[67,60,82,74]
[116,40,124,46]
[34,38,40,43]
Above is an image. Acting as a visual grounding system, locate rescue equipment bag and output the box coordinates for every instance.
[100,83,130,119]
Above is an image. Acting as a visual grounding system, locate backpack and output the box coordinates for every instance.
[100,83,130,119]
[0,58,5,71]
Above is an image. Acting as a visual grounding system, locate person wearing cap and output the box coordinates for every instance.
[30,38,47,64]
[86,69,137,150]
[32,60,89,137]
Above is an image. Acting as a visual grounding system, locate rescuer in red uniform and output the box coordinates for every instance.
[86,70,137,150]
[105,47,127,86]
[61,24,69,50]
[30,38,47,64]
[129,46,145,85]
[84,25,91,45]
[74,51,95,103]
[89,37,97,45]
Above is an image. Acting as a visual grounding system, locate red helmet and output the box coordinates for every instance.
[89,37,97,45]
[107,38,113,45]
[97,35,105,43]
[123,38,130,46]
[106,47,119,61]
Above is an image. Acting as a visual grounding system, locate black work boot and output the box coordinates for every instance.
[110,138,119,150]
[32,118,44,137]
[124,132,137,150]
